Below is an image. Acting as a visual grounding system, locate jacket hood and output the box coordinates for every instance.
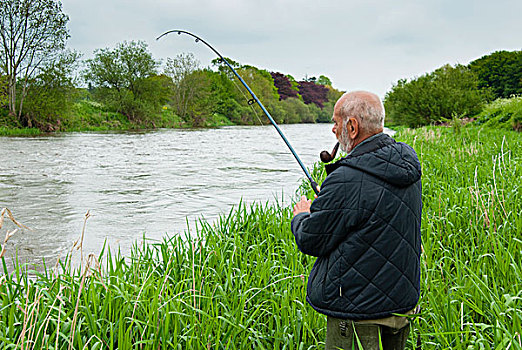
[326,133,421,187]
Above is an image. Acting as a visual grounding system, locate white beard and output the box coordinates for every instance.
[339,125,355,153]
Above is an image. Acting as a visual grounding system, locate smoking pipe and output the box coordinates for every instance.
[320,142,339,163]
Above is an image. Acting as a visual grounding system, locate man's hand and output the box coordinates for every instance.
[293,195,312,216]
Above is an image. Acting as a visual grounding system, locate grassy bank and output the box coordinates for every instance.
[0,100,235,136]
[1,126,521,349]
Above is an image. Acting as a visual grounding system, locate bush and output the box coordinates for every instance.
[21,50,81,131]
[85,41,167,124]
[474,95,522,131]
[280,98,314,123]
[0,107,18,128]
[384,64,491,127]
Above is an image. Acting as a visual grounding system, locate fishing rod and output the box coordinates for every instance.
[157,29,322,195]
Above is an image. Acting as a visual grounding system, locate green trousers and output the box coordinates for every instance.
[325,316,410,350]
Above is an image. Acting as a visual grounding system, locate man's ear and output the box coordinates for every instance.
[348,117,359,139]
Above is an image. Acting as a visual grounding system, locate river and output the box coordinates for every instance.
[0,124,393,269]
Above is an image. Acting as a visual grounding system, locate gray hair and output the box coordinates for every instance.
[339,92,385,134]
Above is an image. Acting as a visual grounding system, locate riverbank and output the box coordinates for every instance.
[1,126,521,348]
[0,100,238,136]
[3,94,521,137]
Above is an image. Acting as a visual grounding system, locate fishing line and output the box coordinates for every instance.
[157,29,320,195]
[227,70,266,126]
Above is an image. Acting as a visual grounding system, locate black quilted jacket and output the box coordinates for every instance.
[291,133,422,320]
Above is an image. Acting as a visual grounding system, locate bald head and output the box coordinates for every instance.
[335,91,385,135]
[331,91,385,153]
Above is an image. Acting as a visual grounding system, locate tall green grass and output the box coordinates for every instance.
[301,126,522,349]
[0,127,43,136]
[0,126,521,349]
[405,127,522,349]
[1,202,322,349]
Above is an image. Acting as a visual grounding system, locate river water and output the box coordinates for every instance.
[0,124,393,269]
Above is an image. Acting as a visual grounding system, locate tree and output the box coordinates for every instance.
[317,75,332,86]
[230,66,280,125]
[469,50,522,99]
[384,64,491,127]
[22,49,80,130]
[298,81,329,108]
[270,72,298,100]
[85,41,164,122]
[0,0,69,125]
[280,97,314,123]
[209,59,283,125]
[0,74,10,126]
[164,53,204,121]
[211,57,241,80]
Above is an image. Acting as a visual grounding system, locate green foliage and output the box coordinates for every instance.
[164,53,203,123]
[0,126,41,135]
[469,50,522,99]
[85,41,166,124]
[2,45,341,132]
[63,99,193,131]
[316,75,332,86]
[314,86,342,123]
[166,57,283,127]
[211,56,241,80]
[0,202,323,348]
[0,0,69,120]
[64,99,132,131]
[385,64,491,127]
[326,85,343,102]
[279,97,314,123]
[0,107,21,129]
[204,57,338,126]
[0,75,7,108]
[474,95,522,131]
[22,50,81,131]
[235,66,280,125]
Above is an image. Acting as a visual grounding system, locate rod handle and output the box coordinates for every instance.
[310,181,320,196]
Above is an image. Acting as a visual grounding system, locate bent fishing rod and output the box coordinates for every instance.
[157,29,331,195]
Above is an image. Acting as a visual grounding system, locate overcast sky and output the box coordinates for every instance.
[62,0,521,98]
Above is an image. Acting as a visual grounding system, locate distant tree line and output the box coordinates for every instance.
[0,0,342,131]
[2,0,520,131]
[384,50,522,127]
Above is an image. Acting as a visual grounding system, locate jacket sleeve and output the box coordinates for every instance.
[291,170,361,257]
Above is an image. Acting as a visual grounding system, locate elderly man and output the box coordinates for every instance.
[291,91,422,349]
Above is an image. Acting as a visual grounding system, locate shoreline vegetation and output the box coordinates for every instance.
[2,40,520,137]
[1,126,521,348]
[1,93,521,137]
[0,80,340,137]
[1,45,344,137]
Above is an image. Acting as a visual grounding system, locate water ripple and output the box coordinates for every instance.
[0,124,392,268]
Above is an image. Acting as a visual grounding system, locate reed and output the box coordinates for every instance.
[0,126,520,349]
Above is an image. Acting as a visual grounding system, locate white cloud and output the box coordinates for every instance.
[62,0,522,98]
